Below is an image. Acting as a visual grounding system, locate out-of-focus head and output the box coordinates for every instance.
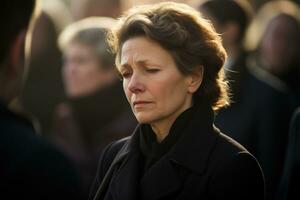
[198,0,253,48]
[245,0,300,76]
[260,14,300,76]
[71,0,122,20]
[30,0,71,59]
[20,0,72,133]
[0,0,37,102]
[59,17,117,98]
[109,1,229,114]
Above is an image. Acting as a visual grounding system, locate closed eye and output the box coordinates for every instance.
[146,68,160,73]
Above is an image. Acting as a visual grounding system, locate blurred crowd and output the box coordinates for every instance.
[15,0,300,199]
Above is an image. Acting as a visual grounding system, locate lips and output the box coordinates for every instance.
[133,101,152,107]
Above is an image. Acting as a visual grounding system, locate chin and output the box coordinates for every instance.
[134,112,156,124]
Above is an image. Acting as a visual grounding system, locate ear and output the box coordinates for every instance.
[187,65,204,94]
[8,31,26,76]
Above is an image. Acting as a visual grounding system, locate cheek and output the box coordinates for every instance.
[158,79,188,107]
[62,67,69,82]
[160,77,186,96]
[63,69,77,89]
[123,81,131,102]
[80,64,100,81]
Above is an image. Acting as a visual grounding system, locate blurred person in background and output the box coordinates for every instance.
[198,0,254,106]
[0,0,83,199]
[245,0,300,109]
[243,1,300,198]
[278,107,300,200]
[198,0,300,199]
[21,0,72,136]
[71,0,122,20]
[55,16,137,197]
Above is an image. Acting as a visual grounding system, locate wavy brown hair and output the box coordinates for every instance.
[108,2,229,111]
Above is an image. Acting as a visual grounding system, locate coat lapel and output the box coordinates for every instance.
[140,156,183,200]
[108,125,184,200]
[108,102,218,200]
[138,103,218,200]
[169,103,218,175]
[109,127,141,200]
[110,152,141,200]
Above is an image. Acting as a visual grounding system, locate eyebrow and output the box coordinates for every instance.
[120,59,149,69]
[130,58,159,67]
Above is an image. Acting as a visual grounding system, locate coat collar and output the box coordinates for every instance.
[109,101,219,200]
[109,127,141,200]
[168,103,218,174]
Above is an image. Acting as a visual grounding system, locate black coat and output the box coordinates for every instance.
[215,56,296,199]
[0,102,84,200]
[91,103,265,200]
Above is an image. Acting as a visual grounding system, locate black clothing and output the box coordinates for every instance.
[67,82,136,156]
[70,82,132,142]
[278,107,300,200]
[215,52,295,200]
[0,101,83,200]
[91,101,265,200]
[140,107,194,173]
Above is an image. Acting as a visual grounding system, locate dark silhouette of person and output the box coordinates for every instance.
[0,1,84,199]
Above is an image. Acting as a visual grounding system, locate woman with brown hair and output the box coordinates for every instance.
[90,2,265,200]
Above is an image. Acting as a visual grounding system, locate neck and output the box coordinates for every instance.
[150,99,193,143]
[150,120,173,143]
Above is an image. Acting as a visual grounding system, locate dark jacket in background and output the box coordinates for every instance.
[90,101,265,200]
[0,101,84,200]
[278,107,300,200]
[53,81,137,197]
[215,53,295,200]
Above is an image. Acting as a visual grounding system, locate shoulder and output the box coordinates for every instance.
[212,129,261,172]
[2,120,80,176]
[207,126,249,160]
[89,136,131,198]
[0,112,67,165]
[95,136,131,178]
[0,115,84,199]
[99,136,131,172]
[208,128,265,199]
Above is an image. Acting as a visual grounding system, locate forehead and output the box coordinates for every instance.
[64,42,94,55]
[119,36,174,66]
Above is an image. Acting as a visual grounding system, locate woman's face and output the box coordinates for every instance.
[62,42,109,97]
[118,36,198,126]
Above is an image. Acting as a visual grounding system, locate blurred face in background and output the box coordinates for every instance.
[62,42,111,98]
[259,15,300,76]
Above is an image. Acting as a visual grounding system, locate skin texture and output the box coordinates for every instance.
[118,36,202,142]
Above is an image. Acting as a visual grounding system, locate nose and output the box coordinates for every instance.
[128,72,145,93]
